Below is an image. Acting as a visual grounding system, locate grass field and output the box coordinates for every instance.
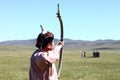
[0,45,120,80]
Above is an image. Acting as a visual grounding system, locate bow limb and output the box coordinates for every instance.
[57,4,64,79]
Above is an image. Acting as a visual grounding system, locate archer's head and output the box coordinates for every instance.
[35,31,54,50]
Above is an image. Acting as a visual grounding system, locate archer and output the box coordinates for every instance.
[29,4,64,80]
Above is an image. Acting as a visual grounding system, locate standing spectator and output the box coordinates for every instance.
[81,50,86,59]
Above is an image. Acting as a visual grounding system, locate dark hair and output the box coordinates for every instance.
[36,31,54,49]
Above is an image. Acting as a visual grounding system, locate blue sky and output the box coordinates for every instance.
[0,0,120,42]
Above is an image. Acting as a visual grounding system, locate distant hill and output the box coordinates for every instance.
[0,39,59,46]
[0,39,120,50]
[0,39,36,46]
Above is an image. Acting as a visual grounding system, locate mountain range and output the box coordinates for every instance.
[0,39,120,50]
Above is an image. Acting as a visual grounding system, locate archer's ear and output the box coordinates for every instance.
[47,43,51,49]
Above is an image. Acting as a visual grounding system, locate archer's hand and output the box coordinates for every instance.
[58,41,64,47]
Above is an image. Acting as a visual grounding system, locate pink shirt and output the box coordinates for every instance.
[29,45,62,80]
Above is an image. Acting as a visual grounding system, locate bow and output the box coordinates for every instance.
[56,4,64,79]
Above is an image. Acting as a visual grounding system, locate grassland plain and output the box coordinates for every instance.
[0,45,120,80]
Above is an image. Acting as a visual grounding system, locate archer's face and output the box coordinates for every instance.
[48,40,55,50]
[51,40,55,49]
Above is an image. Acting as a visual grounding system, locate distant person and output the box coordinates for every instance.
[81,51,86,59]
[29,30,64,80]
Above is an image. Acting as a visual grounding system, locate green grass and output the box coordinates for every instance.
[0,46,120,80]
